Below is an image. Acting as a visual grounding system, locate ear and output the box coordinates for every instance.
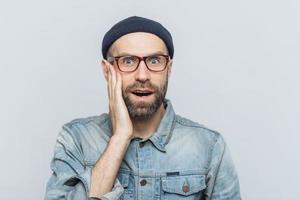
[101,59,109,82]
[167,59,173,78]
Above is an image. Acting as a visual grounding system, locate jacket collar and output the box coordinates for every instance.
[147,98,176,152]
[103,98,176,152]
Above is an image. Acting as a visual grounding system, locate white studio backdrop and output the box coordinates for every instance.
[0,0,299,199]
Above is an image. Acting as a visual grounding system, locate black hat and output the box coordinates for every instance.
[102,16,174,59]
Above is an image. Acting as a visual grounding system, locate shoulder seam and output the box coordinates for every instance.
[65,115,98,126]
[175,114,222,138]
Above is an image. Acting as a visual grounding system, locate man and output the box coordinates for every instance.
[45,16,241,200]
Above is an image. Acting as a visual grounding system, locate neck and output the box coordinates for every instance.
[131,103,166,140]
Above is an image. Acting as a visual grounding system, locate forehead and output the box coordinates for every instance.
[109,32,168,56]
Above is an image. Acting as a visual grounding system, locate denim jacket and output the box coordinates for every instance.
[45,98,241,200]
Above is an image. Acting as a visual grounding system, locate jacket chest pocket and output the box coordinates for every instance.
[161,174,206,200]
[117,172,134,200]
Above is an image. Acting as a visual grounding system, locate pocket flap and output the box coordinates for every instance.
[117,172,130,188]
[162,174,206,196]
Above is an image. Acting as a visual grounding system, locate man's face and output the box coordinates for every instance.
[105,32,172,120]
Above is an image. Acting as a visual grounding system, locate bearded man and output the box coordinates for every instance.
[45,16,241,200]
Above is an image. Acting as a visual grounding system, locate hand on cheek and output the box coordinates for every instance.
[103,60,133,139]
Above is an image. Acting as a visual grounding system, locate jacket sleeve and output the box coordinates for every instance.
[44,126,124,200]
[204,134,241,200]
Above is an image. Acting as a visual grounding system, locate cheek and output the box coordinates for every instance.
[121,76,131,92]
[153,74,168,87]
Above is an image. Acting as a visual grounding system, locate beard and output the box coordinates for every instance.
[122,77,168,120]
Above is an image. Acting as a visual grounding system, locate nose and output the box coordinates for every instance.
[134,60,151,82]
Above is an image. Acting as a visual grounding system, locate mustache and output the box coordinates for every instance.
[125,81,159,93]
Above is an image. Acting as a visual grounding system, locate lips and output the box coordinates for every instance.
[131,89,154,97]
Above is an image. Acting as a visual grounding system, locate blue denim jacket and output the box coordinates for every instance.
[45,98,241,200]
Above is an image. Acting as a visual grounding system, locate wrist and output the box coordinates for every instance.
[112,130,133,140]
[110,133,132,144]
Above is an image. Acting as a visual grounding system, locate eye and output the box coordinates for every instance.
[121,56,136,65]
[148,56,160,65]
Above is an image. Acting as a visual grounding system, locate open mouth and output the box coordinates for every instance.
[131,90,154,97]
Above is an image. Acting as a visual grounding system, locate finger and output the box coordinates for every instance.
[107,63,112,102]
[108,66,115,127]
[102,61,110,93]
[110,63,117,93]
[115,70,123,98]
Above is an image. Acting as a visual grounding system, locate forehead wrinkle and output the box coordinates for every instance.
[109,32,168,57]
[115,50,169,57]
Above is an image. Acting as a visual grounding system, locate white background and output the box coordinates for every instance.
[0,0,299,199]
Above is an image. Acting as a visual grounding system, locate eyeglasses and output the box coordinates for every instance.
[107,54,170,72]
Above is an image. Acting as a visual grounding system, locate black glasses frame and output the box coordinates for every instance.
[107,54,170,72]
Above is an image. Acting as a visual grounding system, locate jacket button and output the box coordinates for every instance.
[140,179,147,186]
[139,142,145,148]
[182,185,190,193]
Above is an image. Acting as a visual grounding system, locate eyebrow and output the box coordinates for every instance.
[115,51,168,57]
